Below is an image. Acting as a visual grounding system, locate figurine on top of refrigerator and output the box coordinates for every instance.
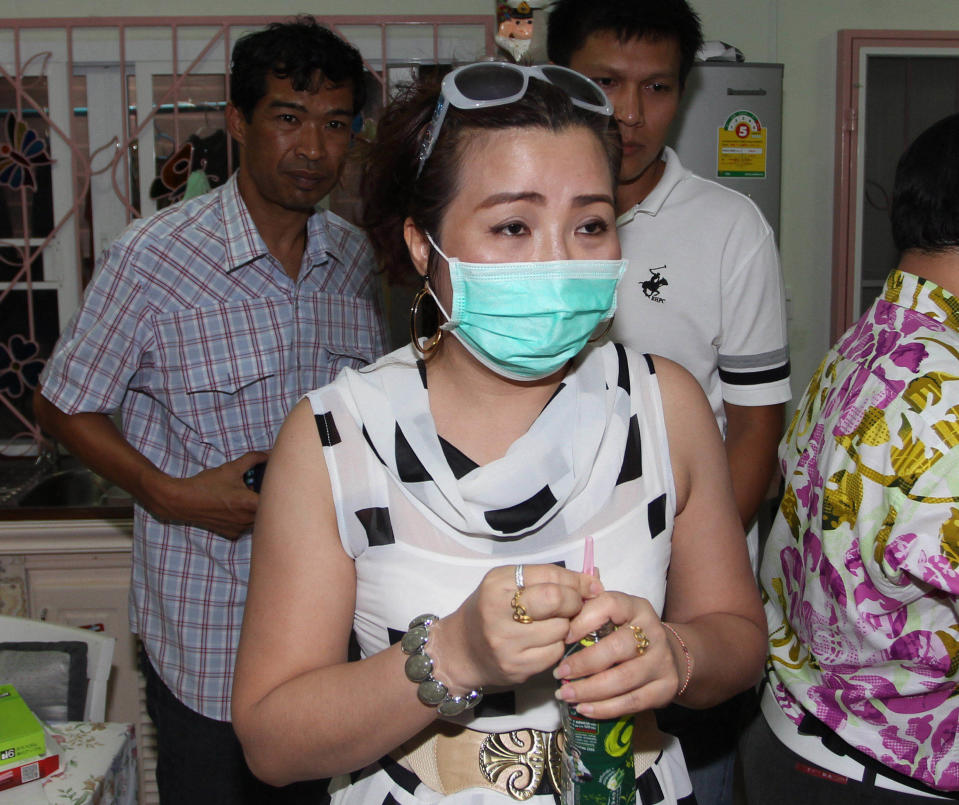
[495,1,542,62]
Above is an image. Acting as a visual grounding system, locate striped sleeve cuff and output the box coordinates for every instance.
[719,348,791,405]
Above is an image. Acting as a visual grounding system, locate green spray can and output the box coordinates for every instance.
[559,621,636,805]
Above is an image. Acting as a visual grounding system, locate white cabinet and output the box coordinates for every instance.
[27,558,138,724]
[0,517,159,805]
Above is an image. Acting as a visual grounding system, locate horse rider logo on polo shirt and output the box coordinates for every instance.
[641,266,668,302]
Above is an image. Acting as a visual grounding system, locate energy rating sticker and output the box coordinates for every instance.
[717,110,766,178]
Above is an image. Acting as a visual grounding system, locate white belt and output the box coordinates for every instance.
[761,684,949,799]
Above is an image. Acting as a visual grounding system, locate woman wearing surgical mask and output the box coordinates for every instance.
[233,63,765,804]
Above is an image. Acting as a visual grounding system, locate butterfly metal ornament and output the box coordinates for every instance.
[0,113,53,191]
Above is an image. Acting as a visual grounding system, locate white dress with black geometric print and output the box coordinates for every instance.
[307,342,695,804]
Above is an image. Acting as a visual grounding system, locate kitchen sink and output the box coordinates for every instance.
[17,469,114,507]
[0,456,132,509]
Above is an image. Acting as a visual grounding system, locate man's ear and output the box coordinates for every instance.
[225,102,246,147]
[403,218,431,278]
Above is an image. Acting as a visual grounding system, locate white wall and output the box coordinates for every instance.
[8,0,959,400]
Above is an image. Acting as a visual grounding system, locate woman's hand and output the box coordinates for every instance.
[551,590,686,720]
[432,563,603,693]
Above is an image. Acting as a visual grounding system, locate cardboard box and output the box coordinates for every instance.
[0,730,60,791]
[0,686,44,766]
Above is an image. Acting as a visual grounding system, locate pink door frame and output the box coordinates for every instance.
[832,29,959,341]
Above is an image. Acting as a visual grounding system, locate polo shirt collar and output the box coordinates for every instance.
[616,146,689,227]
[220,173,336,273]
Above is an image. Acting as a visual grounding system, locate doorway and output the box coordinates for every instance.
[832,30,959,340]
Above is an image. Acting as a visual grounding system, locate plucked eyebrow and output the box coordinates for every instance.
[478,191,544,209]
[573,193,615,208]
[477,191,615,209]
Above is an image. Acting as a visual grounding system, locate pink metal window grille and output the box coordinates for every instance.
[0,15,494,455]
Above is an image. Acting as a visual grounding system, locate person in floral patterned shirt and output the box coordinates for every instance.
[741,113,959,802]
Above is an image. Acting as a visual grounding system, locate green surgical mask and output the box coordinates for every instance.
[426,234,626,381]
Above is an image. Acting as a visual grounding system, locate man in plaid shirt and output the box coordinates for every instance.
[34,17,387,804]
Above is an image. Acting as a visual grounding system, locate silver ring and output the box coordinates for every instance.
[514,564,525,590]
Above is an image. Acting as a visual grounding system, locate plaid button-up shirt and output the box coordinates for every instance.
[41,175,388,720]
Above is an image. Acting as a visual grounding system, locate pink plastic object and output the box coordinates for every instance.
[582,535,594,576]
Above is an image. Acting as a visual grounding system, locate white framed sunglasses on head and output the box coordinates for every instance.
[415,61,614,178]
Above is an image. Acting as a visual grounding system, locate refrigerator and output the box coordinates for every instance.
[667,62,784,240]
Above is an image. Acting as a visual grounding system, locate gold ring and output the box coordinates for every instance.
[629,625,650,656]
[511,589,533,624]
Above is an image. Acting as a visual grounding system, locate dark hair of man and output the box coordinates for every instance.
[359,73,621,286]
[891,113,959,254]
[547,0,704,89]
[230,16,367,120]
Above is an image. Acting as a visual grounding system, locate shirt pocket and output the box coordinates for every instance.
[152,300,290,457]
[303,292,385,385]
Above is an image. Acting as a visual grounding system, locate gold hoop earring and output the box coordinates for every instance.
[588,315,615,343]
[410,285,443,357]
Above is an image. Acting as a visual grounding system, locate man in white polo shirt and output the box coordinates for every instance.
[549,0,791,567]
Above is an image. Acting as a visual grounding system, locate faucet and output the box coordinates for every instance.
[35,435,61,474]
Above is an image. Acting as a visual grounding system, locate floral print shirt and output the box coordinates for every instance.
[762,269,959,791]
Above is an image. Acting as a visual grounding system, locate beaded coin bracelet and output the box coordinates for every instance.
[662,622,693,696]
[401,614,484,717]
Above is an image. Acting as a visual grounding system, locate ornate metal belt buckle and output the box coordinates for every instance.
[479,728,564,801]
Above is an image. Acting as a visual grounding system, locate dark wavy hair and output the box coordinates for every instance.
[547,0,703,89]
[891,113,959,254]
[359,71,621,285]
[230,16,366,120]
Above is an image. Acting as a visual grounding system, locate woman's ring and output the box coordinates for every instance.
[511,589,533,624]
[515,564,525,590]
[629,625,650,656]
